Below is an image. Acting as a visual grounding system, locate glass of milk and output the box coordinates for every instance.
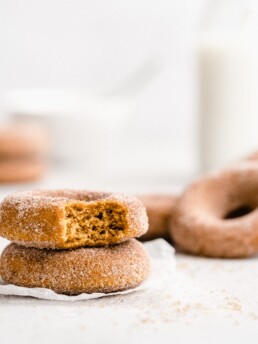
[198,0,258,171]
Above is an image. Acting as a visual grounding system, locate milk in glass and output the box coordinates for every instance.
[199,0,258,170]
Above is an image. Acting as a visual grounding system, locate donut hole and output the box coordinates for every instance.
[64,201,128,245]
[224,204,255,220]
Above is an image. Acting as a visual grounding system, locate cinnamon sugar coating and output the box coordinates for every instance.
[0,190,148,249]
[138,194,176,241]
[0,239,150,295]
[172,163,258,258]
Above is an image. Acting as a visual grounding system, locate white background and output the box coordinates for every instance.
[0,0,207,184]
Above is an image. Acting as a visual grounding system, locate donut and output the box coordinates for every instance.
[0,239,150,295]
[0,190,148,249]
[137,194,176,241]
[0,123,48,183]
[171,163,258,258]
[0,158,45,183]
[0,123,48,157]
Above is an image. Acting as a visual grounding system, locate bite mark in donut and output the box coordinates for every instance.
[64,200,131,246]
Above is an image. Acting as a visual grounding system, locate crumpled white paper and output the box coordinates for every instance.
[0,239,175,301]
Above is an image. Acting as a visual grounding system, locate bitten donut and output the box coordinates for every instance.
[0,190,148,249]
[138,194,176,241]
[0,239,150,295]
[172,163,258,258]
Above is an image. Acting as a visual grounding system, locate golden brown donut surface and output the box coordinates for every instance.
[0,239,150,295]
[0,190,148,249]
[138,194,176,241]
[172,164,258,258]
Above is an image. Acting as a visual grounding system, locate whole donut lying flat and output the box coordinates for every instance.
[0,190,148,249]
[172,164,258,258]
[138,194,176,241]
[0,158,45,183]
[0,239,150,295]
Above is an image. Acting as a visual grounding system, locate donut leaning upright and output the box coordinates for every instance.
[171,163,258,258]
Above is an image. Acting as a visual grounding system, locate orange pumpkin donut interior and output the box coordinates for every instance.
[172,163,258,258]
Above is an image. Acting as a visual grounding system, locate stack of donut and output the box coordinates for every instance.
[0,190,150,295]
[0,123,48,183]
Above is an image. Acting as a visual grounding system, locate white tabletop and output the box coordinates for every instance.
[1,167,258,343]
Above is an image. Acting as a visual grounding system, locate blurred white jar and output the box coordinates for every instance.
[198,0,258,170]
